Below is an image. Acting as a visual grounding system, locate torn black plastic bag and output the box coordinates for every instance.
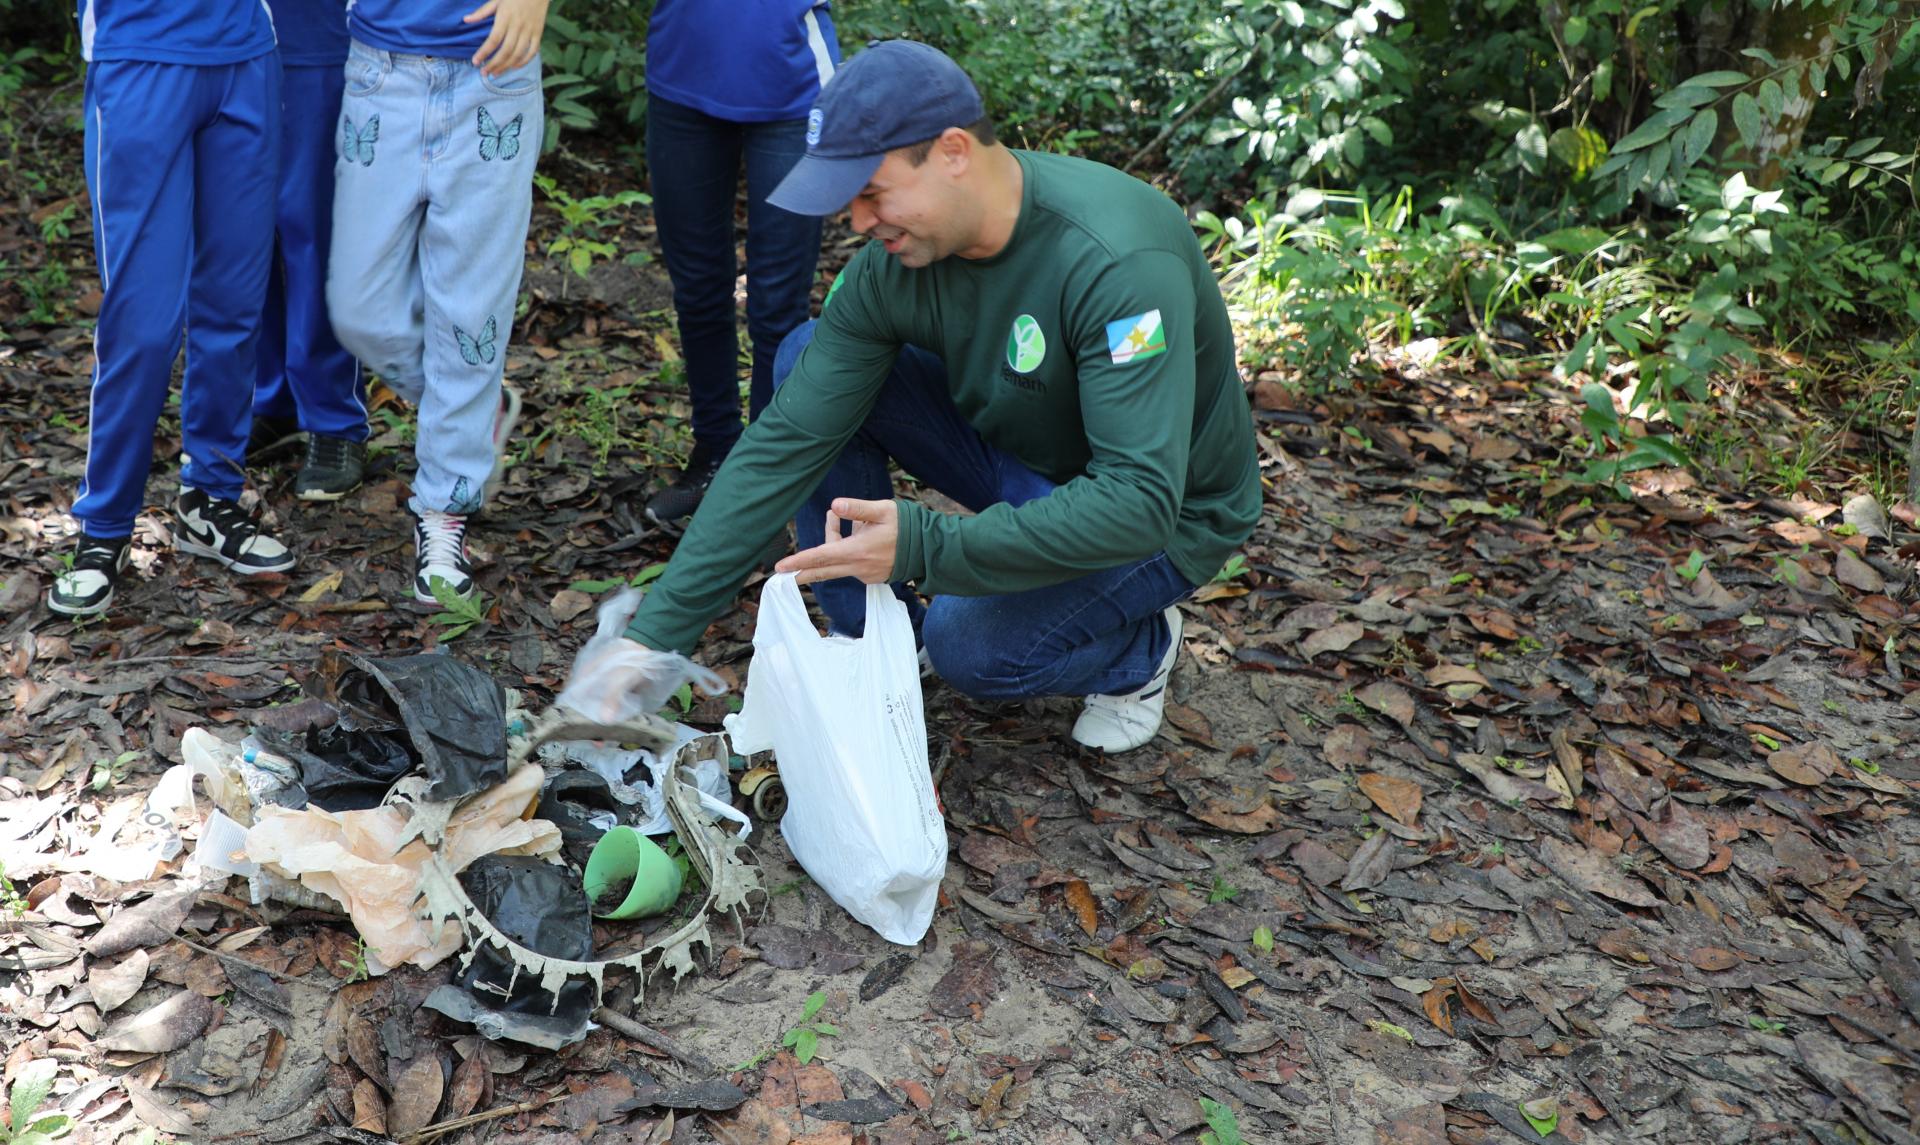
[259,724,414,812]
[423,855,597,1049]
[332,653,508,802]
[537,769,629,846]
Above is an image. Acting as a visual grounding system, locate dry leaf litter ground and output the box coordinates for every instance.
[2,127,1919,1145]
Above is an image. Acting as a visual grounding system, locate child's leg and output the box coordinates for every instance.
[278,62,366,440]
[254,244,296,420]
[646,95,745,456]
[411,56,543,516]
[180,52,281,502]
[327,43,429,406]
[71,62,201,539]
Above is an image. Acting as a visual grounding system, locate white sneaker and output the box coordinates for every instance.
[1072,606,1182,753]
[413,510,475,604]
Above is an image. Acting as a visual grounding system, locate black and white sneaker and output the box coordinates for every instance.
[413,509,475,604]
[48,535,131,617]
[174,488,296,575]
[644,445,726,533]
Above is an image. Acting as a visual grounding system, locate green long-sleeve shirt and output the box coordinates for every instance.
[624,149,1261,654]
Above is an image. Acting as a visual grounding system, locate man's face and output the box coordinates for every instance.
[847,150,958,269]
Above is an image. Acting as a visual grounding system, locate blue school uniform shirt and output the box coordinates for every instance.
[647,0,841,122]
[277,0,350,66]
[79,0,277,65]
[348,0,491,57]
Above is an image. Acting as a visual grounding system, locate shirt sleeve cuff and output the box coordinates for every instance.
[891,497,929,584]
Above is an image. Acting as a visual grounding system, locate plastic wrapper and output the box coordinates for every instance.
[243,764,559,973]
[539,722,747,838]
[554,589,727,725]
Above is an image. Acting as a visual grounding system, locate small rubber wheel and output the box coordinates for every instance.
[751,777,787,821]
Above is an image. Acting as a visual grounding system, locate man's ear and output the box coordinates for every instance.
[938,125,974,176]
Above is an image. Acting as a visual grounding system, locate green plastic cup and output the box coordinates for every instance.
[583,826,684,920]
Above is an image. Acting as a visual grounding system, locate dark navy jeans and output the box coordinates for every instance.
[646,94,822,460]
[771,320,1195,700]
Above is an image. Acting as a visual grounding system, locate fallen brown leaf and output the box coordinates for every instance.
[1064,879,1098,938]
[95,990,216,1054]
[1769,741,1839,786]
[86,882,201,959]
[352,1078,387,1135]
[386,1052,446,1139]
[1357,773,1422,827]
[88,949,149,1014]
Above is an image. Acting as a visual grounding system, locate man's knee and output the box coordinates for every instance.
[922,598,1033,701]
[770,319,818,394]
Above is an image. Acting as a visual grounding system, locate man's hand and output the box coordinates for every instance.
[465,0,549,75]
[776,498,899,586]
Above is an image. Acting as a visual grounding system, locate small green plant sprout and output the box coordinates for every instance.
[337,938,372,984]
[1251,925,1274,954]
[0,862,29,919]
[1210,554,1251,585]
[1676,550,1707,582]
[1197,1097,1244,1145]
[89,751,139,792]
[569,562,669,595]
[1207,876,1241,905]
[533,173,650,283]
[428,580,488,641]
[2,1059,73,1145]
[1748,1014,1787,1035]
[779,991,840,1065]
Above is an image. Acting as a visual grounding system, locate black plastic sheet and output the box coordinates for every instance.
[260,725,413,812]
[537,770,628,845]
[439,855,596,1045]
[333,654,508,802]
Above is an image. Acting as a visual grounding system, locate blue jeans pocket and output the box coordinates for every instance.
[344,42,389,98]
[479,57,540,99]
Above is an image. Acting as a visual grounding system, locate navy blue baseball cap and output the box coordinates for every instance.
[768,40,986,216]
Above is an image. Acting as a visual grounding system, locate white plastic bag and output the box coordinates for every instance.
[724,574,945,945]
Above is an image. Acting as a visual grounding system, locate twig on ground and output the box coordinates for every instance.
[398,1094,554,1145]
[592,1005,719,1075]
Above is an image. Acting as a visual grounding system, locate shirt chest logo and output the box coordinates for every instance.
[1006,314,1047,374]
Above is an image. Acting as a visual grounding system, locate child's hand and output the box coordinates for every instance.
[465,0,549,76]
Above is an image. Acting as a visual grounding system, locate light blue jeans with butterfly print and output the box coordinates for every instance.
[326,39,542,517]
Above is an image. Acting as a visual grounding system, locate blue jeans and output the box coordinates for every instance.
[647,94,822,459]
[74,55,281,537]
[771,320,1196,700]
[326,40,542,515]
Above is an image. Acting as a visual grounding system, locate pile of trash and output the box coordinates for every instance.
[177,651,761,1050]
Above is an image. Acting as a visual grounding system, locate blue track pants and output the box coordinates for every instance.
[75,53,281,538]
[254,61,366,439]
